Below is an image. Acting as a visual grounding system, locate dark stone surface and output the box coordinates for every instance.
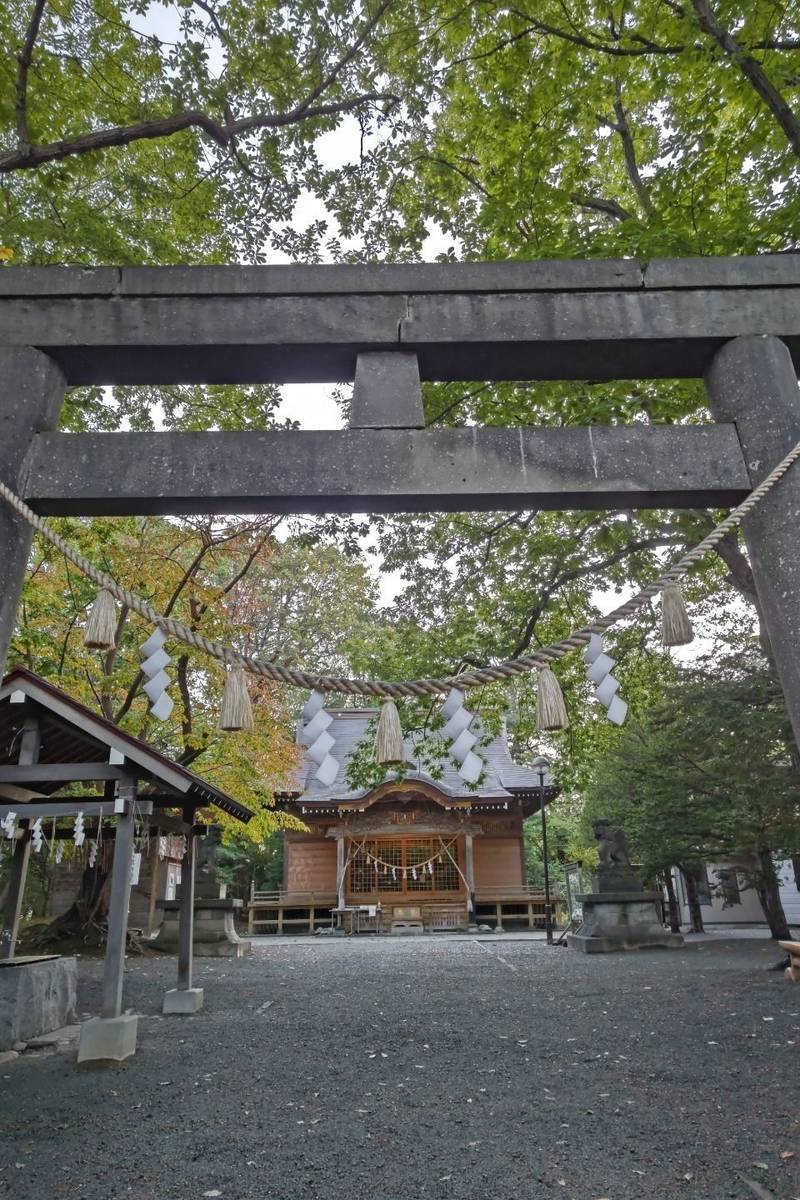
[592,865,643,894]
[0,261,799,382]
[1,938,797,1200]
[706,335,800,749]
[0,347,65,671]
[2,255,800,298]
[21,424,750,517]
[350,352,424,429]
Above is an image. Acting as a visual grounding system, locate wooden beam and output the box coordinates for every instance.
[21,424,751,516]
[0,799,153,821]
[0,763,131,784]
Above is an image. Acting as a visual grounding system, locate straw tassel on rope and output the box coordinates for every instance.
[661,582,694,647]
[374,697,405,766]
[219,665,254,731]
[536,665,569,731]
[83,588,118,651]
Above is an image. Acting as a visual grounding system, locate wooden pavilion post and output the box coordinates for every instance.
[336,835,346,910]
[0,712,41,959]
[464,834,478,932]
[163,805,203,1013]
[0,822,31,960]
[78,778,141,1064]
[100,782,137,1019]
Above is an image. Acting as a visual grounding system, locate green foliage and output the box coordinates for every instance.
[11,514,381,839]
[215,831,284,897]
[343,690,505,793]
[582,648,800,877]
[523,801,597,890]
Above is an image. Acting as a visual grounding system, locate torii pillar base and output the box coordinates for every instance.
[77,1013,138,1064]
[163,987,204,1014]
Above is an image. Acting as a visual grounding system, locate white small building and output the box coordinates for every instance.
[671,860,800,930]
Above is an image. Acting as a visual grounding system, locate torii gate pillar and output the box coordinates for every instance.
[706,335,800,748]
[0,347,66,667]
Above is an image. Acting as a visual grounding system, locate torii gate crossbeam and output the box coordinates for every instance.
[1,255,799,745]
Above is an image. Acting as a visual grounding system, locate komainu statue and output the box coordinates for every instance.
[592,819,632,867]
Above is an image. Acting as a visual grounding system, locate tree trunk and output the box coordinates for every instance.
[754,847,791,940]
[30,864,109,948]
[663,869,681,933]
[683,867,705,933]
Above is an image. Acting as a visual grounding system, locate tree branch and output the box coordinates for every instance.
[1,0,398,174]
[511,533,684,656]
[690,0,800,157]
[0,91,397,174]
[15,0,48,151]
[507,7,684,57]
[570,192,635,222]
[611,81,654,216]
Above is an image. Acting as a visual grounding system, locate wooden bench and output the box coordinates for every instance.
[779,940,800,982]
[390,905,424,935]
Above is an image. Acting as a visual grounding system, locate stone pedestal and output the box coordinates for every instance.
[155,898,252,958]
[163,987,204,1014]
[0,956,78,1050]
[567,867,683,954]
[77,1013,137,1064]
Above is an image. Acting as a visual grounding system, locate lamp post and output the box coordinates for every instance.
[536,758,554,945]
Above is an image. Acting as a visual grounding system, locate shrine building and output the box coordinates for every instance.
[247,708,558,935]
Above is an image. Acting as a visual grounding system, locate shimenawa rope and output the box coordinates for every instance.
[2,433,799,699]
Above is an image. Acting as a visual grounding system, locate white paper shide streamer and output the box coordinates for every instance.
[584,634,628,726]
[73,810,86,847]
[299,690,339,787]
[31,817,44,853]
[441,688,484,784]
[140,627,174,722]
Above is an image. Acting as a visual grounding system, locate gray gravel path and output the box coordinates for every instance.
[1,937,798,1200]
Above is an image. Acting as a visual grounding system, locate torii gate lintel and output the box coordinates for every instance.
[0,257,799,746]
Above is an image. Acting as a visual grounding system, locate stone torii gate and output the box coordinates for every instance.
[0,256,799,743]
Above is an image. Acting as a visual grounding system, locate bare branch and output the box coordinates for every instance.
[690,0,800,156]
[296,0,395,114]
[0,90,398,174]
[611,81,654,216]
[2,0,397,174]
[511,533,684,656]
[192,0,227,44]
[570,191,635,222]
[508,6,684,56]
[15,0,48,151]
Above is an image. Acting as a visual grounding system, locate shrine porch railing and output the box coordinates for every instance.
[246,886,563,934]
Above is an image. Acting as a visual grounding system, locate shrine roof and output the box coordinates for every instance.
[0,667,253,822]
[284,708,554,805]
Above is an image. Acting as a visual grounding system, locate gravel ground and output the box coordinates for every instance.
[1,937,798,1200]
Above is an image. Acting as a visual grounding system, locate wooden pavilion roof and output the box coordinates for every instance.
[0,667,253,823]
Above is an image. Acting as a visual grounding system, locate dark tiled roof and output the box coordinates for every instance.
[292,708,552,804]
[0,667,253,823]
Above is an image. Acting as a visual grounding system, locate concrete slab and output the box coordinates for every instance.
[26,1023,80,1047]
[162,988,204,1015]
[77,1014,138,1064]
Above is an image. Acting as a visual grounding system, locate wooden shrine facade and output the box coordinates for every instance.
[249,709,558,934]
